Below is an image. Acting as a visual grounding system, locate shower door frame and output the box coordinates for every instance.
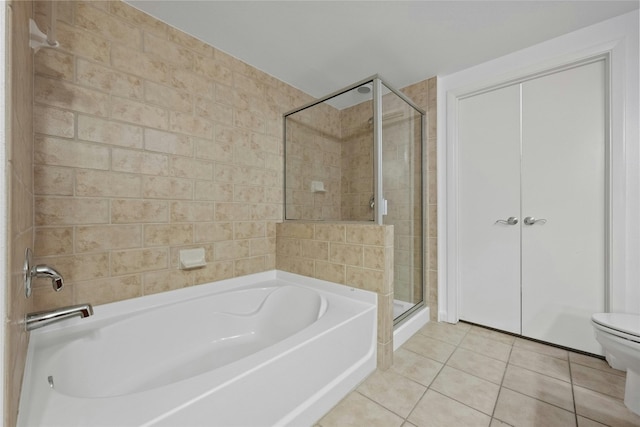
[374,78,428,325]
[283,75,427,325]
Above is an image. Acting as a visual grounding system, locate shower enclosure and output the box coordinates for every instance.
[284,76,425,323]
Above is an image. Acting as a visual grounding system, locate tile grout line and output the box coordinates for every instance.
[352,390,409,422]
[489,336,514,424]
[568,359,580,427]
[402,325,523,424]
[402,324,472,425]
[326,321,629,427]
[499,343,582,419]
[430,324,630,426]
[454,325,580,423]
[433,326,514,423]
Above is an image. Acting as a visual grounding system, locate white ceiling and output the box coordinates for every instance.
[127,1,639,99]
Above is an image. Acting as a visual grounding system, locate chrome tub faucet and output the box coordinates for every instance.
[26,304,94,331]
[22,248,94,331]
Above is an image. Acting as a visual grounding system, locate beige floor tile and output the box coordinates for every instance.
[430,366,500,415]
[418,321,469,345]
[403,334,457,363]
[574,385,640,427]
[502,364,574,411]
[454,321,474,332]
[577,416,608,427]
[494,388,576,427]
[318,392,404,427]
[460,333,513,362]
[357,369,427,418]
[571,363,626,400]
[318,323,637,426]
[513,337,568,360]
[408,390,491,427]
[447,347,507,384]
[392,347,444,387]
[509,347,571,382]
[569,352,626,377]
[469,325,516,346]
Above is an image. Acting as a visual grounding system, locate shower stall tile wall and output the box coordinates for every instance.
[284,76,430,332]
[284,102,343,221]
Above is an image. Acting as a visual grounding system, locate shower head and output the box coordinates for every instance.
[357,85,371,94]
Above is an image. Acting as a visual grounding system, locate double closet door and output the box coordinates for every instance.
[457,59,606,355]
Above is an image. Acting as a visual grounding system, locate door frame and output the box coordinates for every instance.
[438,14,639,322]
[1,3,7,423]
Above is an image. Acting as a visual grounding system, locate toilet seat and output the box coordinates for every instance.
[591,313,640,416]
[592,313,640,343]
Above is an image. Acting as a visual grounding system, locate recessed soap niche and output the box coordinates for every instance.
[179,248,206,270]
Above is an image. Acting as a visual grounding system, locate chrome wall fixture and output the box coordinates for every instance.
[26,304,93,331]
[23,248,94,331]
[23,248,64,298]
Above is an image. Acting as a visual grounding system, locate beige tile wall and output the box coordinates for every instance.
[5,1,35,425]
[30,0,312,310]
[340,101,374,221]
[275,222,394,369]
[8,0,439,422]
[284,104,343,220]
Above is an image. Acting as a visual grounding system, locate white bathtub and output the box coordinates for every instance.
[18,271,377,427]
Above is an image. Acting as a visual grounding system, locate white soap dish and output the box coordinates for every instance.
[311,181,326,193]
[179,248,206,270]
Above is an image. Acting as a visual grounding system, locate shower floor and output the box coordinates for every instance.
[393,299,416,319]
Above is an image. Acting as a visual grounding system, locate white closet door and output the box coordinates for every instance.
[521,60,606,354]
[458,85,522,334]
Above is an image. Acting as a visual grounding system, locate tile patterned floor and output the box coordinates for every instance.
[316,321,640,427]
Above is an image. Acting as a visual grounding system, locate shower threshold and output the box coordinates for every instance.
[393,299,416,319]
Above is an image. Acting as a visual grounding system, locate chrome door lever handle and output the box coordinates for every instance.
[495,216,518,225]
[524,216,547,226]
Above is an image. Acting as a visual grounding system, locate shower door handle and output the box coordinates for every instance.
[369,196,388,215]
[495,217,518,225]
[524,216,547,226]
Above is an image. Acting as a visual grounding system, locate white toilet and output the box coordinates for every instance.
[591,313,640,415]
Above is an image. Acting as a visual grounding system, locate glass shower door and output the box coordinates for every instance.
[378,82,424,322]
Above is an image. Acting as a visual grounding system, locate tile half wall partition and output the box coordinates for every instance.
[276,222,394,368]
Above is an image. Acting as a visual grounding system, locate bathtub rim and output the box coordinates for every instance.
[28,270,377,338]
